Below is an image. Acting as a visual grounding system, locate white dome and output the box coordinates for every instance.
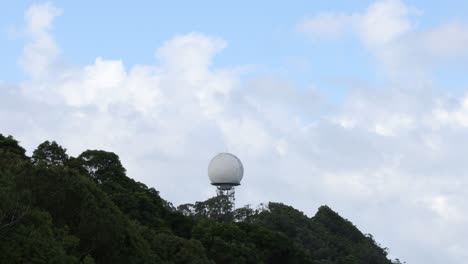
[208,153,244,185]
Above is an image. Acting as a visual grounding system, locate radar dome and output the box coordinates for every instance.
[208,153,244,186]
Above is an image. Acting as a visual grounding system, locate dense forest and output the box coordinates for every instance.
[0,133,403,264]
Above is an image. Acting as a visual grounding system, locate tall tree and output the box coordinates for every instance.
[192,195,233,222]
[77,150,126,183]
[32,141,69,166]
[0,134,26,158]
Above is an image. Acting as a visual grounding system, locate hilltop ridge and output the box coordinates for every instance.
[0,134,402,264]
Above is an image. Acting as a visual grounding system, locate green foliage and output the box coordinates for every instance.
[233,204,258,223]
[0,209,80,264]
[78,150,127,182]
[0,134,26,158]
[32,140,69,166]
[192,195,234,222]
[138,225,212,264]
[253,203,394,264]
[0,134,402,264]
[0,136,80,263]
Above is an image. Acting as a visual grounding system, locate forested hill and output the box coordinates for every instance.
[0,134,403,264]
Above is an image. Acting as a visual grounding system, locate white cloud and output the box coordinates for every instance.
[297,0,468,82]
[24,2,62,34]
[433,92,468,128]
[19,2,62,79]
[358,0,412,46]
[422,22,468,59]
[157,33,227,71]
[427,195,466,222]
[297,0,412,45]
[297,12,357,39]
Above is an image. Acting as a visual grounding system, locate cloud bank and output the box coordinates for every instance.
[2,1,468,263]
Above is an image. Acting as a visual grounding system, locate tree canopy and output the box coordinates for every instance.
[0,133,403,264]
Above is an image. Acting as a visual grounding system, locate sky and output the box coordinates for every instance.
[1,0,468,263]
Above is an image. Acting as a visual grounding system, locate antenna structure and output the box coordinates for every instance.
[208,153,244,208]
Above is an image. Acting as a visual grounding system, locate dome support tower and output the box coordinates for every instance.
[215,185,236,206]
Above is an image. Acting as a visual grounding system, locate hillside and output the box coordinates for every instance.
[0,134,402,264]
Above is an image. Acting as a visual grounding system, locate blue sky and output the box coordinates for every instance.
[2,1,467,99]
[1,1,374,100]
[2,1,468,263]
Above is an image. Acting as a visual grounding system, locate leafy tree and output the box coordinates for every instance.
[0,134,26,158]
[77,150,170,233]
[192,195,233,222]
[177,203,195,216]
[28,165,157,263]
[233,204,258,223]
[77,150,127,183]
[0,134,80,263]
[138,225,212,264]
[32,141,69,166]
[0,208,80,264]
[0,134,32,232]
